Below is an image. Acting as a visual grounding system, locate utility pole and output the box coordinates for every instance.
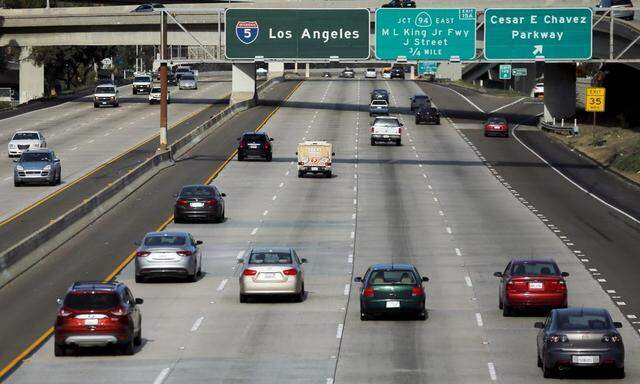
[159,10,169,152]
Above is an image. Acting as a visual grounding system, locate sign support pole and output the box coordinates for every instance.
[159,11,168,152]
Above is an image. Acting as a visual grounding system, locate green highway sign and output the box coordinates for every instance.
[484,8,592,61]
[499,64,512,80]
[512,68,528,76]
[418,61,438,75]
[225,9,370,60]
[375,8,477,60]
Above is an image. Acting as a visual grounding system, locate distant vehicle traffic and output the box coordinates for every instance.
[131,3,164,12]
[135,231,203,283]
[371,89,390,102]
[238,247,307,303]
[14,149,61,186]
[174,66,195,82]
[296,140,334,178]
[354,263,428,320]
[596,0,634,20]
[381,0,416,8]
[484,116,510,137]
[340,68,355,78]
[494,259,569,316]
[149,86,170,104]
[415,106,440,125]
[7,131,46,157]
[365,68,377,79]
[237,132,274,161]
[369,100,390,116]
[54,281,143,356]
[132,75,152,95]
[410,94,431,111]
[174,184,226,223]
[256,67,268,76]
[390,66,405,79]
[370,116,402,146]
[532,82,544,99]
[535,307,625,378]
[322,71,332,78]
[382,67,392,79]
[178,74,198,90]
[93,84,119,108]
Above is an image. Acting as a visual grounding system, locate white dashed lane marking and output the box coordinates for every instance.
[216,279,228,292]
[465,276,473,287]
[190,316,205,332]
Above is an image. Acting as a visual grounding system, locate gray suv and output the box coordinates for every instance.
[14,149,61,186]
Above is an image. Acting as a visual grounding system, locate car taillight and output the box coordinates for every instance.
[263,142,270,150]
[283,268,298,276]
[243,269,257,276]
[602,334,623,343]
[484,124,490,129]
[177,250,193,256]
[239,140,246,149]
[370,127,374,132]
[548,334,569,343]
[177,199,188,206]
[110,307,126,317]
[58,308,72,317]
[506,280,516,291]
[557,280,567,292]
[398,127,402,133]
[205,199,217,206]
[136,251,150,257]
[363,287,374,297]
[411,287,424,296]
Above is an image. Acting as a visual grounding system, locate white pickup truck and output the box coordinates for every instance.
[370,116,402,146]
[296,141,334,178]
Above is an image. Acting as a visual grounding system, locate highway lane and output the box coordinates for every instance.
[0,76,230,222]
[6,79,640,383]
[0,80,298,380]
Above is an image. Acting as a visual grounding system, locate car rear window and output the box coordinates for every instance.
[367,68,375,71]
[181,75,195,81]
[151,87,161,93]
[488,117,507,124]
[64,293,119,310]
[144,234,186,246]
[180,186,215,198]
[369,270,416,285]
[510,262,559,276]
[243,134,266,142]
[374,118,401,127]
[13,132,39,140]
[96,86,116,93]
[413,95,429,100]
[21,152,51,162]
[249,252,292,265]
[134,76,150,82]
[556,313,611,330]
[371,100,388,106]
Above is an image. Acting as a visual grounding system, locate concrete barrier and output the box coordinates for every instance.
[0,76,284,289]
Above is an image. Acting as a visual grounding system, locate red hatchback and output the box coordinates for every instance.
[54,281,143,356]
[484,116,509,137]
[494,259,569,316]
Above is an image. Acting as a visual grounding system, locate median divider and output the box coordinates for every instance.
[0,76,284,289]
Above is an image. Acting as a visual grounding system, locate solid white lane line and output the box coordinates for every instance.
[476,313,484,327]
[217,279,228,292]
[455,248,462,256]
[344,284,350,296]
[190,316,205,332]
[353,199,357,205]
[487,362,497,381]
[326,378,334,384]
[251,228,258,235]
[348,254,353,263]
[336,324,343,339]
[465,276,473,287]
[263,210,269,216]
[153,368,171,384]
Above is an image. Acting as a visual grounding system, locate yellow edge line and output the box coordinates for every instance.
[0,93,231,229]
[0,80,302,382]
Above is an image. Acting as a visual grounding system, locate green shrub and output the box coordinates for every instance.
[612,139,640,172]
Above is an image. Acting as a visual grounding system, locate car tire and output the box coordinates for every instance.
[396,140,402,146]
[417,311,426,320]
[613,367,625,379]
[14,180,20,187]
[325,171,332,179]
[371,138,375,146]
[133,90,137,95]
[187,270,197,283]
[266,154,272,162]
[56,172,62,185]
[237,154,244,161]
[502,304,512,317]
[295,285,305,302]
[504,132,509,138]
[115,103,119,107]
[121,338,135,356]
[49,177,56,186]
[54,343,66,357]
[484,132,489,137]
[542,360,555,378]
[360,310,370,321]
[174,216,182,224]
[149,101,153,105]
[436,119,440,125]
[216,209,225,223]
[298,171,304,178]
[537,354,543,368]
[239,294,248,303]
[499,298,503,310]
[134,327,142,346]
[135,275,145,284]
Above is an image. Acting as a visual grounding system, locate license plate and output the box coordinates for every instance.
[84,319,99,326]
[261,273,277,279]
[386,301,400,308]
[529,282,543,289]
[572,355,599,364]
[383,135,389,138]
[101,102,107,105]
[311,167,318,171]
[249,144,259,149]
[190,202,204,208]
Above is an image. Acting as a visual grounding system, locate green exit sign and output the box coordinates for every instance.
[484,8,592,61]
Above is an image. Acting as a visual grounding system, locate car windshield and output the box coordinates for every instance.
[413,95,429,100]
[176,68,190,73]
[12,132,39,140]
[151,87,161,93]
[96,87,115,94]
[488,117,507,124]
[249,252,293,265]
[21,152,51,162]
[374,89,387,94]
[134,76,150,82]
[510,262,559,276]
[371,101,387,106]
[243,134,266,142]
[180,186,215,198]
[64,293,119,310]
[369,270,416,285]
[144,234,186,246]
[556,312,611,331]
[367,68,375,72]
[374,118,400,127]
[181,76,195,81]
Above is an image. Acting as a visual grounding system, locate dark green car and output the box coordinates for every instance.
[354,263,428,320]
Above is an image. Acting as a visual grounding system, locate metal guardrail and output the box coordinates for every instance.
[540,118,580,136]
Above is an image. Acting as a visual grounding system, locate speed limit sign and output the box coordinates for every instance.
[586,87,605,112]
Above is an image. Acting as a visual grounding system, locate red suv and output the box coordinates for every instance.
[494,259,569,316]
[54,281,143,356]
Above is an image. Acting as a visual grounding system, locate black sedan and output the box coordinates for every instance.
[370,89,389,102]
[237,132,273,161]
[390,67,405,79]
[415,106,440,125]
[535,307,625,378]
[174,184,226,223]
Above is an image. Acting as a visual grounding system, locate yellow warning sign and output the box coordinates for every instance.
[586,87,605,112]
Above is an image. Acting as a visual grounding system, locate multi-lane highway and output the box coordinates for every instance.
[3,78,639,383]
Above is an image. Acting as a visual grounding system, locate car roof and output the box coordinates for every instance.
[510,257,557,264]
[23,148,52,154]
[374,116,399,120]
[373,89,388,92]
[370,263,416,271]
[413,94,429,98]
[250,246,293,253]
[243,131,267,136]
[70,281,120,292]
[181,184,214,189]
[145,231,190,237]
[554,307,609,317]
[13,130,40,134]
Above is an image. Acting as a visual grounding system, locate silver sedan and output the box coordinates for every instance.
[134,231,203,283]
[238,247,306,302]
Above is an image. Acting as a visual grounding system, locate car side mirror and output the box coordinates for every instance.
[421,276,429,282]
[493,272,503,278]
[614,322,623,328]
[196,240,203,245]
[135,298,144,305]
[354,277,363,283]
[221,193,226,197]
[295,152,298,155]
[13,159,18,163]
[561,272,570,277]
[534,322,545,329]
[54,158,60,163]
[56,298,62,305]
[269,138,274,141]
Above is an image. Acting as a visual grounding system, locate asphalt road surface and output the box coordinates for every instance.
[4,79,639,383]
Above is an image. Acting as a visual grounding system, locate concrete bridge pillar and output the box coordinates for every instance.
[230,63,256,105]
[436,62,462,81]
[268,62,284,78]
[19,47,44,104]
[543,63,576,120]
